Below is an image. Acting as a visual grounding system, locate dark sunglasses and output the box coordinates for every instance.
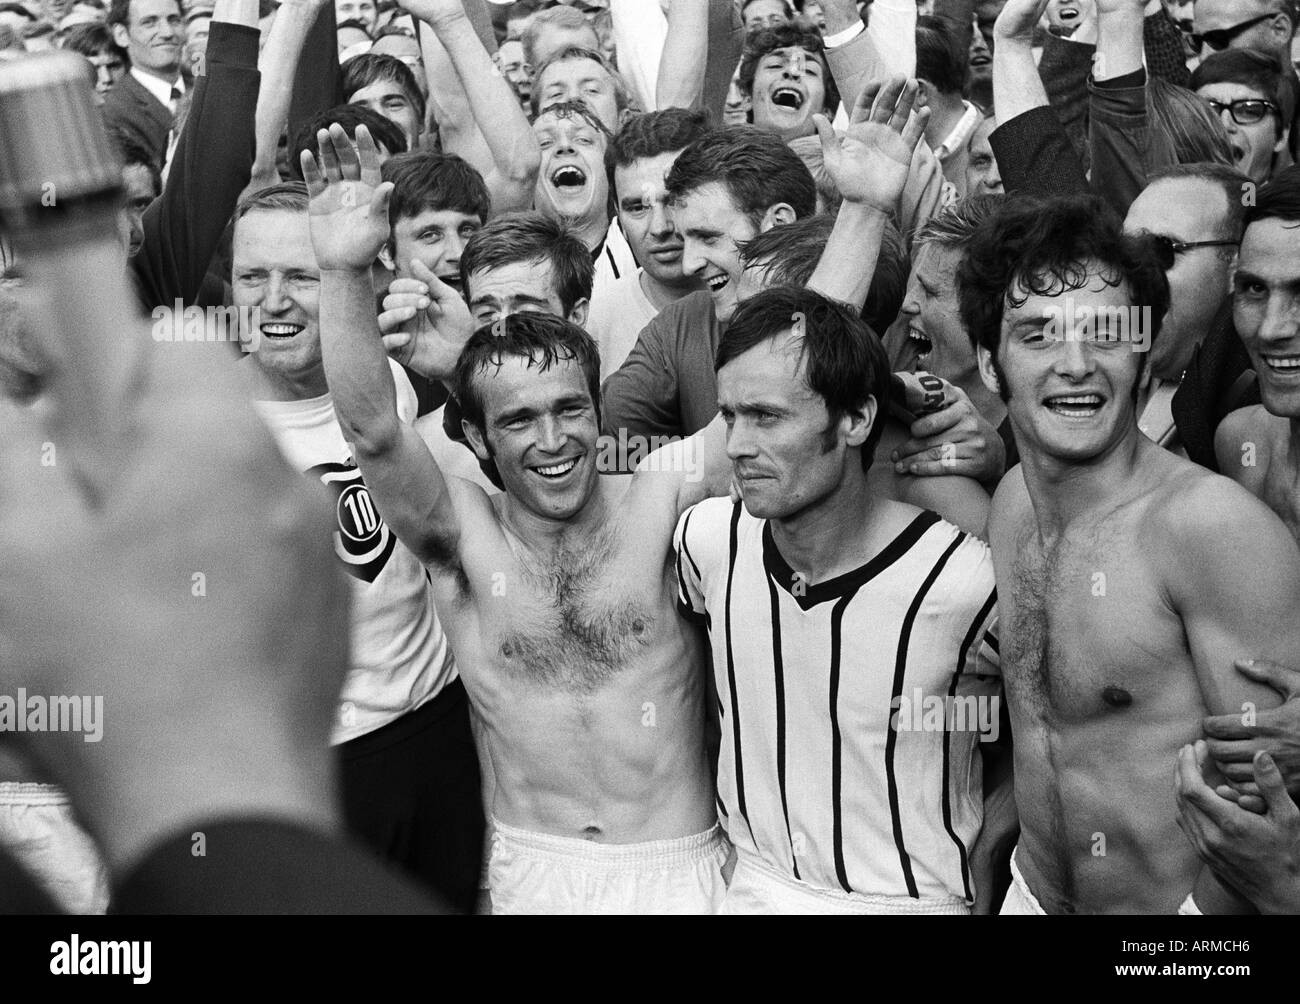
[1145,233,1239,270]
[1205,97,1279,125]
[1191,12,1276,51]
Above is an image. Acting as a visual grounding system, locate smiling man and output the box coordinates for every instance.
[600,125,816,442]
[231,183,484,913]
[532,99,611,251]
[885,194,1008,430]
[1214,168,1300,541]
[104,0,185,169]
[737,22,840,143]
[304,124,739,915]
[530,97,638,310]
[963,193,1300,914]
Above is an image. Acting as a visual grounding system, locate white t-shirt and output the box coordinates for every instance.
[254,360,457,745]
[585,268,660,382]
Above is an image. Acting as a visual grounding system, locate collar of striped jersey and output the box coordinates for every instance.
[762,509,943,611]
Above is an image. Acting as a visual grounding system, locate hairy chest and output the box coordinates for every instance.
[480,531,670,694]
[996,518,1179,722]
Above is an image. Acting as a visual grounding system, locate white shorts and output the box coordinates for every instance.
[0,782,109,914]
[488,818,729,915]
[721,851,970,915]
[999,845,1046,915]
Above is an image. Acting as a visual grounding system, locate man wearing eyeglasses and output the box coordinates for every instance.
[1192,0,1295,61]
[1124,163,1250,451]
[1191,48,1295,183]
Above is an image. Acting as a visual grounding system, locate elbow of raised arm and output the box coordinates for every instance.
[339,410,402,461]
[503,142,541,186]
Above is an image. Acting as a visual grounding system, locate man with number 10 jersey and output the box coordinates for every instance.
[236,184,483,913]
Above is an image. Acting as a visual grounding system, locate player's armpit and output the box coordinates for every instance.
[352,421,468,575]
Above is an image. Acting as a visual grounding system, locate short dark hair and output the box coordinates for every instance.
[717,285,891,470]
[288,103,408,181]
[111,129,161,193]
[1244,163,1300,227]
[459,211,594,316]
[64,22,127,62]
[383,151,491,227]
[665,126,817,223]
[107,0,178,28]
[1190,47,1298,147]
[453,311,602,436]
[737,23,839,114]
[342,52,427,129]
[606,107,712,193]
[1145,162,1252,239]
[956,194,1170,370]
[915,15,968,96]
[736,213,909,337]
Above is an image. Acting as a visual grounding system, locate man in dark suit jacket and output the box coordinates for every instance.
[103,0,186,170]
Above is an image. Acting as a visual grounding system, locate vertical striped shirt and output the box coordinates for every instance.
[674,499,1000,903]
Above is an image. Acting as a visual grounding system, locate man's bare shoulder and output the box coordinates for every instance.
[1215,405,1280,483]
[1146,456,1295,570]
[987,463,1029,542]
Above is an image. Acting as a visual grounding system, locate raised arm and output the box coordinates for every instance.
[131,0,260,308]
[987,0,1089,197]
[655,0,709,111]
[243,0,330,199]
[407,0,538,213]
[1093,0,1145,83]
[992,0,1053,125]
[302,124,468,570]
[612,0,667,112]
[822,0,915,111]
[809,76,929,311]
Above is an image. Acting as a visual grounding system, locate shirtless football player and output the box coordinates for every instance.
[960,194,1300,914]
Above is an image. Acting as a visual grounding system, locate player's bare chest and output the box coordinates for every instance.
[474,533,671,693]
[997,519,1174,719]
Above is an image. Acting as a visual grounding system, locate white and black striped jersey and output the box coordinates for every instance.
[674,499,1000,904]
